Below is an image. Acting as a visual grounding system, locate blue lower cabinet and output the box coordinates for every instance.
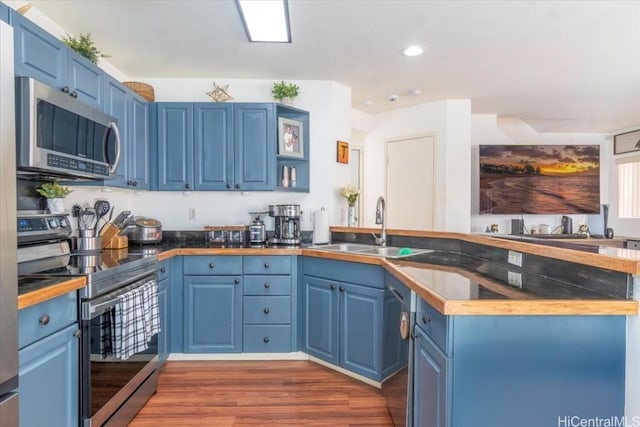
[302,275,339,365]
[413,325,449,427]
[183,275,242,353]
[412,297,627,427]
[18,323,79,427]
[243,325,291,352]
[302,273,389,381]
[339,283,383,379]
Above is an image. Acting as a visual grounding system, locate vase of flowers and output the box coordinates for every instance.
[36,181,72,214]
[340,185,360,227]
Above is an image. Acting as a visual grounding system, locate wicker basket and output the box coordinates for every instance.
[123,81,155,102]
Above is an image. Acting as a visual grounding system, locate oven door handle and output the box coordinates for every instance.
[82,276,156,320]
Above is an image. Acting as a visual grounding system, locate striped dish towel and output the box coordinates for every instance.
[113,279,160,360]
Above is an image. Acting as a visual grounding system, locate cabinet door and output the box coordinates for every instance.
[157,103,194,191]
[0,3,9,23]
[183,275,242,353]
[18,323,79,427]
[157,278,170,365]
[128,94,149,189]
[302,275,339,364]
[102,77,128,187]
[11,11,66,88]
[413,325,449,427]
[194,104,233,190]
[67,50,103,109]
[339,282,384,380]
[233,103,275,191]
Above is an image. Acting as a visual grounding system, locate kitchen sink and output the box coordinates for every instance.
[309,243,432,259]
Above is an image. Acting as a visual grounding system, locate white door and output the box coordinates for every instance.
[385,136,435,230]
[349,146,363,226]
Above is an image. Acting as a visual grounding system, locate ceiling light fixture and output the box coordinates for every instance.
[408,88,422,96]
[402,45,425,57]
[361,100,373,107]
[236,0,291,43]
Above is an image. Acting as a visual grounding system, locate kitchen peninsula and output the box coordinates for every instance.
[18,228,638,426]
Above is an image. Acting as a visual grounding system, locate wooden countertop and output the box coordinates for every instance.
[18,276,86,310]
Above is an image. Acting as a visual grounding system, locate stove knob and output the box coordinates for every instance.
[48,219,59,229]
[59,218,68,228]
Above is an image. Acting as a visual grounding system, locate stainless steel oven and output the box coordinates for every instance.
[381,278,416,427]
[81,273,158,427]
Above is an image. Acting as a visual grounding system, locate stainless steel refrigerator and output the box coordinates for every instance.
[0,20,18,426]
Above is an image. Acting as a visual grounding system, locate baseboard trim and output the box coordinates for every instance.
[307,355,382,389]
[168,352,309,361]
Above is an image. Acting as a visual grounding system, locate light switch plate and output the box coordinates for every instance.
[508,250,523,267]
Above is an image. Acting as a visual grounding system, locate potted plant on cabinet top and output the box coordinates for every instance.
[272,81,300,104]
[36,181,72,214]
[61,33,109,64]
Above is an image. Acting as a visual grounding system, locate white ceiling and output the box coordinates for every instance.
[23,0,640,133]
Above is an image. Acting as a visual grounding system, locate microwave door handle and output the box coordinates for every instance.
[105,121,122,174]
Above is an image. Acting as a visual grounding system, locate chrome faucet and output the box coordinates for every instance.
[372,196,386,246]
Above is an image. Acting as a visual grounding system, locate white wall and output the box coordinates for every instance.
[357,100,472,232]
[64,79,352,231]
[470,115,611,235]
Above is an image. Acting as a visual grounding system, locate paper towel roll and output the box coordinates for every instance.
[313,208,330,244]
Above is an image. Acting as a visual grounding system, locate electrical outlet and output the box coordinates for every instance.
[507,271,523,288]
[188,208,196,220]
[508,250,522,267]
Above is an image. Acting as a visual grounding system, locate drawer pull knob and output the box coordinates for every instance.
[422,314,430,324]
[234,278,240,284]
[209,263,215,269]
[264,283,270,289]
[339,286,345,292]
[39,315,50,325]
[263,307,270,314]
[263,336,269,343]
[330,284,336,290]
[264,262,270,268]
[61,86,70,93]
[70,91,78,98]
[160,267,166,273]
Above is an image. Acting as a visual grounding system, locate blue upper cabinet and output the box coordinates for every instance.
[11,10,66,88]
[156,103,194,191]
[194,104,233,190]
[11,10,103,109]
[154,102,278,191]
[128,93,150,189]
[234,103,275,191]
[0,3,9,23]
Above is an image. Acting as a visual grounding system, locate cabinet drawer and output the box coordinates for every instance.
[243,296,291,324]
[243,275,291,296]
[416,297,450,355]
[157,260,170,281]
[19,292,77,350]
[183,256,242,275]
[243,256,291,275]
[243,325,291,352]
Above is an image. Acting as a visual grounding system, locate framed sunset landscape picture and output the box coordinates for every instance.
[479,145,600,215]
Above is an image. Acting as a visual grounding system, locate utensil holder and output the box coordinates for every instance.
[75,236,102,252]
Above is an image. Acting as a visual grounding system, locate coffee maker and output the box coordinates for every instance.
[268,204,301,245]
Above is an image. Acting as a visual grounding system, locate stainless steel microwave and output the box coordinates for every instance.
[15,77,121,180]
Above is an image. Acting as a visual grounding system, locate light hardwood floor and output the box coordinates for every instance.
[129,360,394,426]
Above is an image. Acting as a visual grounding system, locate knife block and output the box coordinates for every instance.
[100,223,129,249]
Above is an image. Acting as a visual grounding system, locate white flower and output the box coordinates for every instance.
[340,185,360,207]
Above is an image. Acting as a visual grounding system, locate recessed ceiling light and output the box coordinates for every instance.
[387,94,399,102]
[361,100,373,107]
[236,0,291,43]
[408,88,422,96]
[402,45,425,57]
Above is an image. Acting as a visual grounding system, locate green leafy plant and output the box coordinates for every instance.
[61,33,109,64]
[271,81,300,101]
[35,181,72,199]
